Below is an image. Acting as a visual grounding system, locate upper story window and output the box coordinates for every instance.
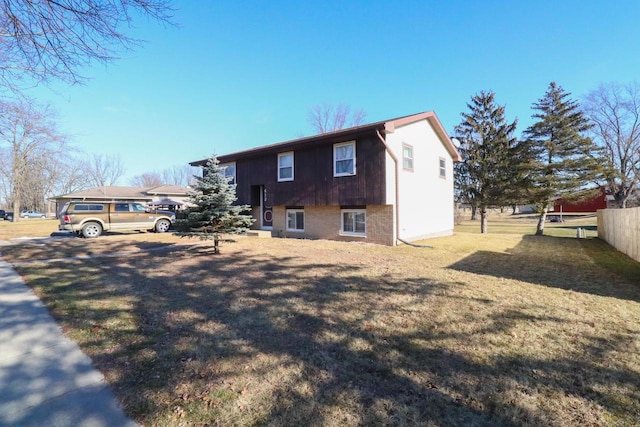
[439,157,446,179]
[334,141,356,177]
[403,144,414,171]
[221,162,236,185]
[278,152,294,182]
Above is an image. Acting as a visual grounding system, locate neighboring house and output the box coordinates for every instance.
[554,187,611,213]
[191,111,460,246]
[51,185,191,216]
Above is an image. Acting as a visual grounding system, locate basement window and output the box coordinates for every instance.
[286,209,304,232]
[341,209,366,236]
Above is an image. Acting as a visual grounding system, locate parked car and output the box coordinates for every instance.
[0,210,5,220]
[59,201,175,238]
[20,210,47,219]
[3,211,13,221]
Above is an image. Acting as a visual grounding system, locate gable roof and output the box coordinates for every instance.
[53,185,191,200]
[54,186,150,200]
[192,111,460,165]
[145,184,192,195]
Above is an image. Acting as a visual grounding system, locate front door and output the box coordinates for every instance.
[261,186,273,229]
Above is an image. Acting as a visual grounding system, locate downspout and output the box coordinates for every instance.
[376,129,401,246]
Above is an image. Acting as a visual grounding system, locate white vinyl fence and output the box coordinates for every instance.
[597,207,640,263]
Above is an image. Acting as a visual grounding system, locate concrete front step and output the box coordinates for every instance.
[246,230,272,238]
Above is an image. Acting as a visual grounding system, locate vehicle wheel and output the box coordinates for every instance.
[41,215,46,218]
[81,222,102,238]
[155,219,171,233]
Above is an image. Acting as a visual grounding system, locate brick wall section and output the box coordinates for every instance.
[270,205,395,246]
[366,205,395,246]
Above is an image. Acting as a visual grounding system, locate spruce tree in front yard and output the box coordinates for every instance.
[523,82,604,235]
[176,154,254,253]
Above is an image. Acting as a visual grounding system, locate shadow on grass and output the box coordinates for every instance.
[448,234,640,302]
[7,237,640,426]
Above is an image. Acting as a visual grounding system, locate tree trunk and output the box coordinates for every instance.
[535,204,548,236]
[471,205,477,220]
[11,145,21,222]
[480,209,488,233]
[613,189,628,208]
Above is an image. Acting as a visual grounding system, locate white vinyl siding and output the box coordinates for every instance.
[384,118,455,240]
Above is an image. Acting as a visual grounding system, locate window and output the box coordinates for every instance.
[439,157,446,178]
[278,152,294,182]
[221,162,236,185]
[132,203,147,212]
[114,203,130,212]
[341,209,366,236]
[73,204,104,212]
[403,144,414,171]
[334,141,356,176]
[286,209,304,232]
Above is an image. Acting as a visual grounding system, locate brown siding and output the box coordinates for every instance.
[234,133,386,207]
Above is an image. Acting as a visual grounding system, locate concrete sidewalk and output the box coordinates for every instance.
[0,258,138,427]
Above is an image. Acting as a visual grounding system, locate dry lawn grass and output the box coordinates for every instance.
[0,218,59,240]
[1,218,639,426]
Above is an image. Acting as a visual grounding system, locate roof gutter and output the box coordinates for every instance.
[376,129,400,246]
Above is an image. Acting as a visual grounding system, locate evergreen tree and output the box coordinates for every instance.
[454,91,519,233]
[523,82,604,235]
[176,154,254,253]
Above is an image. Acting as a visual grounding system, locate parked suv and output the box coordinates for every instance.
[20,210,47,218]
[59,201,175,238]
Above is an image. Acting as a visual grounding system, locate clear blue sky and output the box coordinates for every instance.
[28,0,640,184]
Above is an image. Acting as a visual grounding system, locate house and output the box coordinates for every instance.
[554,187,610,213]
[191,111,461,246]
[51,184,192,215]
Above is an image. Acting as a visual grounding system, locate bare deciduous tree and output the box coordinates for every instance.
[0,0,174,93]
[83,153,126,187]
[307,103,366,134]
[583,82,640,208]
[0,99,67,220]
[130,172,163,188]
[49,154,88,197]
[161,164,200,186]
